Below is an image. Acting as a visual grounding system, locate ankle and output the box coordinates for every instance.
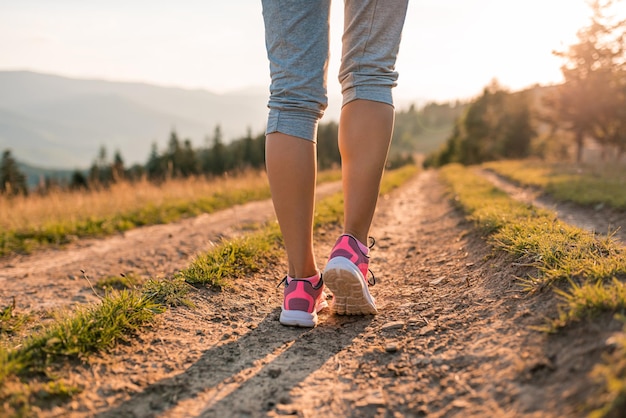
[288,271,321,286]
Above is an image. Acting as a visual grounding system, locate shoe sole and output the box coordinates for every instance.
[279,309,318,328]
[323,257,378,315]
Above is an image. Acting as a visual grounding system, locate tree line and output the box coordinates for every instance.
[2,96,461,196]
[426,0,626,167]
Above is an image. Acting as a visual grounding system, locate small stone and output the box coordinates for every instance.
[430,276,447,286]
[355,389,386,407]
[381,321,405,331]
[268,368,282,378]
[385,343,400,353]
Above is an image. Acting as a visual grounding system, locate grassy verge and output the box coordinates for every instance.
[0,177,272,257]
[0,289,172,415]
[482,159,626,210]
[440,163,626,416]
[0,164,419,415]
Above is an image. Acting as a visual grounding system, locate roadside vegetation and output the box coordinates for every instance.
[0,164,418,416]
[483,160,626,210]
[0,172,272,256]
[440,163,626,416]
[0,168,343,257]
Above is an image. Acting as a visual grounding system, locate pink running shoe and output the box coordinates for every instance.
[279,273,328,327]
[323,234,378,315]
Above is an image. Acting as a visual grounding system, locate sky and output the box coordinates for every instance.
[0,0,612,112]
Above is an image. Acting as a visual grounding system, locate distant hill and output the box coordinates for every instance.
[17,161,77,189]
[0,71,270,169]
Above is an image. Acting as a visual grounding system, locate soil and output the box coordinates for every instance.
[2,169,626,417]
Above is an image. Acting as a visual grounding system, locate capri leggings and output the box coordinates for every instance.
[262,0,409,142]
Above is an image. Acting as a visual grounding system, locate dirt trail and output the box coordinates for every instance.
[27,170,622,417]
[477,168,626,244]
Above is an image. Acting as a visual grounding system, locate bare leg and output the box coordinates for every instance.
[265,132,318,279]
[339,99,394,244]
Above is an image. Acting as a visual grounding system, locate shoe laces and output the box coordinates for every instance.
[276,274,324,288]
[277,276,288,288]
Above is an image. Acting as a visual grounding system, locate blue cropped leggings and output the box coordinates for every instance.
[262,0,409,142]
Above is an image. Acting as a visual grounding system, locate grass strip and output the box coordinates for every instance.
[0,300,29,338]
[483,160,626,210]
[440,164,626,321]
[181,223,283,289]
[0,187,272,257]
[0,280,191,415]
[440,163,626,417]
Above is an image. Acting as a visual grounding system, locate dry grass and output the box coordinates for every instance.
[1,172,269,232]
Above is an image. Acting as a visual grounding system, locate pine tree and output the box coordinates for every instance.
[146,142,165,181]
[0,150,28,196]
[112,149,125,182]
[210,125,226,175]
[70,170,88,190]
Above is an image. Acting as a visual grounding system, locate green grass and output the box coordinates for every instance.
[180,224,283,289]
[96,273,143,291]
[440,163,626,417]
[0,300,29,338]
[483,160,626,210]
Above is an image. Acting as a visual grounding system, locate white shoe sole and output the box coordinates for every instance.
[279,309,318,327]
[323,257,378,315]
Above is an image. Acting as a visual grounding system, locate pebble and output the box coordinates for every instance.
[385,343,400,353]
[430,276,447,286]
[381,321,405,331]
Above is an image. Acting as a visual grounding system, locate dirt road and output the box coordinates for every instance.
[5,170,625,417]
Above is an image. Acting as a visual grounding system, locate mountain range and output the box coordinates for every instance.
[0,71,271,169]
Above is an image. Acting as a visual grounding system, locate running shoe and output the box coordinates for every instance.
[323,234,378,315]
[279,273,328,327]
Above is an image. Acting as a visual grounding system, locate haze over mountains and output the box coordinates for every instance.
[0,71,271,169]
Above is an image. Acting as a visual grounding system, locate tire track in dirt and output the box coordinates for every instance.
[477,168,626,244]
[40,170,621,417]
[0,183,342,312]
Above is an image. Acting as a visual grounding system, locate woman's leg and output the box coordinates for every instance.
[265,133,318,279]
[339,100,394,245]
[323,0,409,316]
[339,0,409,244]
[261,0,330,278]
